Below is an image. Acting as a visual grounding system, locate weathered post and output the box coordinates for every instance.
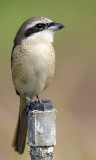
[27,99,56,160]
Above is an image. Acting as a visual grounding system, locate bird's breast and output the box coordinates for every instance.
[12,42,55,97]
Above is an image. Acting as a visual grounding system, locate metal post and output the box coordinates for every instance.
[27,99,56,160]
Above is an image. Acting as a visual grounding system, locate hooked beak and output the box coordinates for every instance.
[49,22,64,31]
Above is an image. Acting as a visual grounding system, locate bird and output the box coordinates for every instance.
[11,16,64,154]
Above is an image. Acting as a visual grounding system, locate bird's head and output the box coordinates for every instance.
[14,16,64,45]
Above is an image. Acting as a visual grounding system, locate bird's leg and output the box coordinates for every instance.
[36,95,41,103]
[23,94,34,113]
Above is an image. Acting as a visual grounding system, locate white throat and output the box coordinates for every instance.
[22,30,54,44]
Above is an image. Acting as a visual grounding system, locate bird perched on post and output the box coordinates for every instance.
[11,16,64,154]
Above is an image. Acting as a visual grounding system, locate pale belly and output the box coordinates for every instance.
[12,43,55,98]
[13,62,50,97]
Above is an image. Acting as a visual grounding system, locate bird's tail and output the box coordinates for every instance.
[12,96,27,154]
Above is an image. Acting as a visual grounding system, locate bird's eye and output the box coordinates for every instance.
[35,23,45,30]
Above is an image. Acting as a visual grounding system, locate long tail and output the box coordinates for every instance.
[12,96,27,154]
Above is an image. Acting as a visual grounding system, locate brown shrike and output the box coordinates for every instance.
[11,16,64,154]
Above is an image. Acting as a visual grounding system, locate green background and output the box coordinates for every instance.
[0,0,96,160]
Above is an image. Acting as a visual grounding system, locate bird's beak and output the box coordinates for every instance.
[49,22,64,31]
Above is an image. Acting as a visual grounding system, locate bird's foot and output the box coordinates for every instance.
[36,95,42,104]
[23,95,34,114]
[36,98,42,104]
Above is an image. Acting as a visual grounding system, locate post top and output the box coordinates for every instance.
[29,99,53,111]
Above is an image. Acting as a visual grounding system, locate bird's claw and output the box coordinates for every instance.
[25,96,34,114]
[36,98,42,104]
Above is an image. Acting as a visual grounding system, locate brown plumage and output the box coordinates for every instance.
[11,16,64,154]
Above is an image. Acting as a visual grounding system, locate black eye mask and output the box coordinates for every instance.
[24,22,55,37]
